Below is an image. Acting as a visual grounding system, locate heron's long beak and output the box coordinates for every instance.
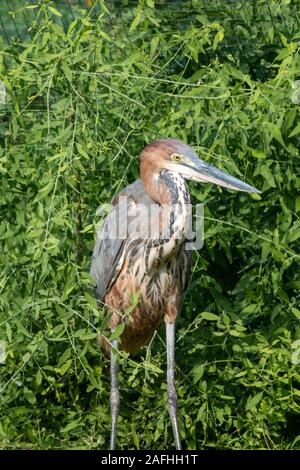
[181,159,260,193]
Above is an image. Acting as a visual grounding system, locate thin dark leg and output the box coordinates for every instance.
[109,339,120,450]
[166,322,182,450]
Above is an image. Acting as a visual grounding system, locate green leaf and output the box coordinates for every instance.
[48,6,62,17]
[192,364,205,383]
[84,291,98,309]
[38,180,54,199]
[267,123,287,149]
[23,352,31,363]
[129,9,142,32]
[226,64,244,80]
[61,63,72,81]
[17,321,32,339]
[213,29,224,50]
[291,307,300,320]
[132,428,140,449]
[110,322,125,340]
[61,421,82,433]
[36,369,43,386]
[229,329,243,337]
[150,35,160,57]
[51,23,64,37]
[251,149,265,159]
[289,123,300,138]
[201,312,219,321]
[99,30,112,42]
[78,332,97,340]
[59,359,72,376]
[291,435,300,449]
[260,165,276,187]
[246,392,263,410]
[58,348,72,367]
[142,361,163,374]
[24,388,36,405]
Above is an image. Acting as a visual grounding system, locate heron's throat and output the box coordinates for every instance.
[142,170,191,271]
[141,165,191,207]
[141,169,191,273]
[158,170,190,206]
[158,170,191,240]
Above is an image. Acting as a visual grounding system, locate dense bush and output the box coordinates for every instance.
[0,0,299,449]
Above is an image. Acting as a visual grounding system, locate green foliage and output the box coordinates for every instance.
[0,0,299,450]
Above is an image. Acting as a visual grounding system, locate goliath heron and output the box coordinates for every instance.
[90,138,259,449]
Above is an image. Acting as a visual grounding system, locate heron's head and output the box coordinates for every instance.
[140,138,260,193]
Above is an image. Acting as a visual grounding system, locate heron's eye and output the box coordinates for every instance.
[171,153,183,162]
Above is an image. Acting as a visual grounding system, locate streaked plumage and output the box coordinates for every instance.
[91,175,191,354]
[90,138,260,450]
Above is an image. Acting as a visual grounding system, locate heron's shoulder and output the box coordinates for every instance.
[112,179,154,206]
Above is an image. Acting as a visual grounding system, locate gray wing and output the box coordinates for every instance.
[90,179,153,301]
[90,209,125,301]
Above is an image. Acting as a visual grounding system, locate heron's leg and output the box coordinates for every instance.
[110,339,120,450]
[166,321,182,450]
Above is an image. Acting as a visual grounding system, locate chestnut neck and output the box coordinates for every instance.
[140,160,190,206]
